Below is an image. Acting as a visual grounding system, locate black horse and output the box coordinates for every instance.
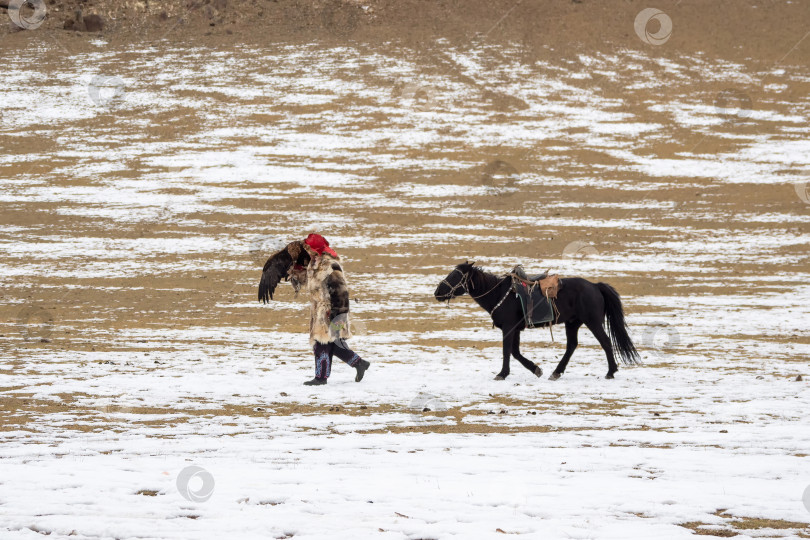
[434,262,639,380]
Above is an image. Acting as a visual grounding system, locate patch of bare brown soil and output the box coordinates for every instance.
[1,1,809,67]
[680,510,810,538]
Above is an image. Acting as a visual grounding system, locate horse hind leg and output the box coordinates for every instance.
[550,321,582,381]
[584,320,618,379]
[511,331,542,378]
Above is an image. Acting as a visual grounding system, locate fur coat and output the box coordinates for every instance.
[305,249,351,346]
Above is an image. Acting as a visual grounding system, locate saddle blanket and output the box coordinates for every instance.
[513,280,554,328]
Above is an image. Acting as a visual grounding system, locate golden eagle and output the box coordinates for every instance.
[257,240,311,303]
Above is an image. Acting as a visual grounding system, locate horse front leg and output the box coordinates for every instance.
[494,328,513,380]
[512,330,542,378]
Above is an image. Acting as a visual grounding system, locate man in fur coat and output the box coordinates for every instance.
[301,233,370,385]
[257,233,370,385]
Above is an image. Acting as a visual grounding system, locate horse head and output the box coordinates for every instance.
[434,261,475,302]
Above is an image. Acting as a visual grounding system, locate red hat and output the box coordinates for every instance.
[305,233,338,258]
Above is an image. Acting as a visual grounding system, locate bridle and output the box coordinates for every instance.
[438,268,470,301]
[439,268,510,313]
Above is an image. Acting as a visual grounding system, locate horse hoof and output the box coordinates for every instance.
[548,373,561,381]
[494,375,506,381]
[534,367,543,378]
[605,373,615,379]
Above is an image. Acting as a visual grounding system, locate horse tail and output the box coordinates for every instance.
[597,282,640,365]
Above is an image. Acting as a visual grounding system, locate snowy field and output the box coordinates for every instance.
[1,37,809,539]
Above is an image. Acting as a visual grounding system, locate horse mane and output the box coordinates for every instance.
[468,265,503,294]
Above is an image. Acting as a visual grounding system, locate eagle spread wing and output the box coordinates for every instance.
[258,240,310,303]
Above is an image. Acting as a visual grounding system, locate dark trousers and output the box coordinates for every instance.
[313,339,362,379]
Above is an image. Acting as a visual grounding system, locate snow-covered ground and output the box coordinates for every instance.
[1,39,809,539]
[1,333,809,539]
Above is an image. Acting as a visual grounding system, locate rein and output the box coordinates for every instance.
[459,269,512,315]
[489,286,513,314]
[469,275,508,301]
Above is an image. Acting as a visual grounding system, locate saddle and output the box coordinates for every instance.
[508,265,561,329]
[511,265,561,299]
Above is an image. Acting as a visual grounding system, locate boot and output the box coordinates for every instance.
[303,377,327,386]
[354,360,370,382]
